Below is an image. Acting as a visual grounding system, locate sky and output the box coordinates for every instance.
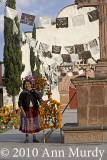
[0,0,75,66]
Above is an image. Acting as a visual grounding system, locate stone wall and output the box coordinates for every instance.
[59,90,69,109]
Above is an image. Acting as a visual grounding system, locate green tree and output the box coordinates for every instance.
[34,56,42,79]
[30,24,44,95]
[34,56,45,96]
[30,23,36,75]
[4,0,24,110]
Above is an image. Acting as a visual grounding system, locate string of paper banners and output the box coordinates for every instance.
[4,6,61,87]
[23,33,99,61]
[22,33,98,84]
[4,5,99,87]
[4,5,99,61]
[4,4,99,33]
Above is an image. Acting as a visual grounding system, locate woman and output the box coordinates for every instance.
[18,79,43,143]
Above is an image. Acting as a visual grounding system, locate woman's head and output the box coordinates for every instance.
[23,80,32,90]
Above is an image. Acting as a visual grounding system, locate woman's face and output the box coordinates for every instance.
[24,81,31,90]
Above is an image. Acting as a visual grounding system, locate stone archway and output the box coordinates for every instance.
[59,75,76,109]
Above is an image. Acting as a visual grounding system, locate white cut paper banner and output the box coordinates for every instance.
[29,38,38,48]
[88,39,98,48]
[45,57,55,66]
[71,54,79,62]
[52,54,63,65]
[42,43,49,52]
[67,72,73,76]
[39,17,51,28]
[5,6,18,20]
[90,46,99,55]
[13,20,18,34]
[22,31,26,42]
[72,14,85,27]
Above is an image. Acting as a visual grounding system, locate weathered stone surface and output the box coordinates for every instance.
[59,90,68,94]
[95,62,107,78]
[64,131,103,144]
[88,106,97,124]
[97,107,104,125]
[96,67,107,71]
[78,107,87,126]
[105,86,107,104]
[98,107,107,124]
[77,86,88,107]
[63,123,107,143]
[90,86,105,105]
[63,123,103,131]
[59,89,71,109]
[69,79,107,143]
[103,132,107,142]
[72,80,107,127]
[60,94,69,104]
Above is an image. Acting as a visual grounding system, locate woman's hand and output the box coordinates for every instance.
[22,111,26,118]
[20,106,26,118]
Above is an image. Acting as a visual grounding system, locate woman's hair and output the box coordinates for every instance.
[23,80,32,89]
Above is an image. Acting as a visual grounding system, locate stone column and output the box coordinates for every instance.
[99,1,107,59]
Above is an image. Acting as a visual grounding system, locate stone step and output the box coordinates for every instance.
[62,123,107,144]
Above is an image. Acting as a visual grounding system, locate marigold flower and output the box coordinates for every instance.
[39,91,62,130]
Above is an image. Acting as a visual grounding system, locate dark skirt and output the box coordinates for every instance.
[19,107,42,133]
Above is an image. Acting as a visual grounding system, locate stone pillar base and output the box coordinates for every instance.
[62,123,107,144]
[95,62,107,78]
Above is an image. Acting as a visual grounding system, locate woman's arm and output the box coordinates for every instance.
[20,106,26,118]
[33,89,44,105]
[38,98,44,105]
[18,91,26,118]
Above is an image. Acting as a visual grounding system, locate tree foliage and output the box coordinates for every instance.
[4,0,24,109]
[30,24,43,95]
[30,23,36,75]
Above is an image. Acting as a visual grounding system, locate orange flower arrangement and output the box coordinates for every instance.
[24,75,49,93]
[39,91,62,129]
[0,106,20,129]
[33,77,49,91]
